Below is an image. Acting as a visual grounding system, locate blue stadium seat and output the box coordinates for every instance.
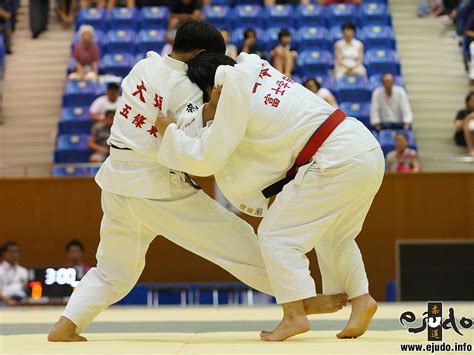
[107,29,136,54]
[54,134,91,163]
[137,29,166,53]
[265,27,297,51]
[297,26,329,51]
[339,102,371,127]
[379,129,417,156]
[369,73,404,90]
[358,2,391,26]
[329,24,364,44]
[210,0,231,4]
[362,25,395,50]
[297,50,333,77]
[58,106,93,135]
[76,8,106,31]
[139,6,169,30]
[265,4,294,28]
[71,29,107,54]
[233,4,263,28]
[203,5,231,29]
[63,80,98,106]
[337,76,371,102]
[328,3,357,26]
[52,165,90,177]
[109,7,138,30]
[371,130,379,141]
[136,52,147,62]
[100,53,136,78]
[231,27,265,50]
[365,48,400,76]
[296,4,326,27]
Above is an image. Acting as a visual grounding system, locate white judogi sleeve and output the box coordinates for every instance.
[158,54,261,176]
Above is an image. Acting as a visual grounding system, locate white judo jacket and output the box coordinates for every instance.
[158,53,381,217]
[95,52,205,199]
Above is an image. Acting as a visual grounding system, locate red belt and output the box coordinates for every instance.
[261,108,347,198]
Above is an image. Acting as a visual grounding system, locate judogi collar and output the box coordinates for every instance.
[163,54,188,72]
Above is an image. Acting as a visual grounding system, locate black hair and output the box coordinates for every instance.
[395,132,408,140]
[173,20,225,54]
[187,53,237,102]
[3,241,19,252]
[465,91,474,104]
[107,82,119,91]
[105,110,116,119]
[303,77,321,91]
[341,22,357,33]
[65,239,85,253]
[244,28,256,39]
[278,29,291,41]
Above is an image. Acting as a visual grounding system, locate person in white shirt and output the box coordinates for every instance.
[370,73,413,130]
[155,53,385,342]
[89,82,120,122]
[0,241,28,306]
[48,21,339,343]
[334,23,367,78]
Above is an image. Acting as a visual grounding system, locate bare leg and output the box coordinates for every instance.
[47,316,87,342]
[336,293,377,339]
[304,293,348,315]
[260,300,311,341]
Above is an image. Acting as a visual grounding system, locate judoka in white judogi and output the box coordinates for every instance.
[157,53,385,340]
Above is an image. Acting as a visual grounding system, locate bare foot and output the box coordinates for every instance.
[304,293,348,315]
[260,301,310,341]
[337,293,377,339]
[47,316,87,342]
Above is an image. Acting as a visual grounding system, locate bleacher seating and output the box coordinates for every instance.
[54,0,417,171]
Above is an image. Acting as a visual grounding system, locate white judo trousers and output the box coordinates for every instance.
[63,172,273,333]
[258,148,385,304]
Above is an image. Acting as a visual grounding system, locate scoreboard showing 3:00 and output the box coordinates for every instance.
[28,267,85,300]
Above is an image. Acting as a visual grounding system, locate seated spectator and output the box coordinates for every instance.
[65,240,90,278]
[69,25,100,81]
[240,28,266,60]
[271,29,297,77]
[463,10,474,66]
[417,0,443,17]
[334,22,366,78]
[470,41,474,89]
[386,133,422,173]
[454,92,474,156]
[0,241,28,305]
[90,83,119,122]
[221,28,237,60]
[55,0,77,27]
[161,28,176,57]
[106,0,135,9]
[169,0,202,30]
[88,110,114,162]
[303,77,338,107]
[0,1,12,54]
[370,73,413,130]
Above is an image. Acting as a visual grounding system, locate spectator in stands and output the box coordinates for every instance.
[463,11,474,66]
[221,29,237,60]
[0,241,28,306]
[161,28,176,57]
[271,29,297,77]
[417,0,444,17]
[370,73,413,130]
[88,110,114,162]
[454,92,474,156]
[55,0,77,27]
[470,41,474,88]
[386,133,422,173]
[303,77,338,107]
[0,0,12,54]
[240,28,266,60]
[334,22,366,78]
[29,0,49,39]
[90,83,119,122]
[69,25,100,81]
[79,0,105,8]
[169,0,202,30]
[65,240,90,278]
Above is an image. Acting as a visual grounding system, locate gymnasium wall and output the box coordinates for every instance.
[0,173,473,301]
